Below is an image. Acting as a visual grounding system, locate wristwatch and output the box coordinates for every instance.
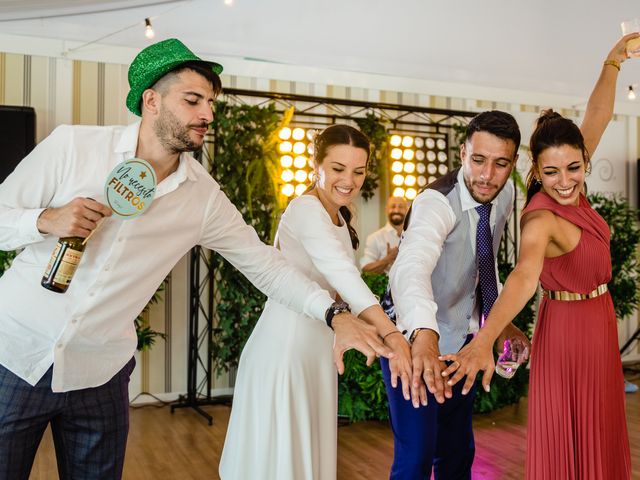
[324,301,351,330]
[409,328,430,344]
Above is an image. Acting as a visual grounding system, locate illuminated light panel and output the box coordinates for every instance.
[308,171,315,181]
[390,135,402,147]
[405,188,417,200]
[402,135,414,148]
[279,127,292,140]
[392,174,405,186]
[391,161,404,173]
[292,127,306,141]
[295,184,307,196]
[403,162,416,174]
[402,149,415,161]
[295,170,308,183]
[282,184,295,197]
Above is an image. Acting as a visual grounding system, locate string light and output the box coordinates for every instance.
[144,18,155,39]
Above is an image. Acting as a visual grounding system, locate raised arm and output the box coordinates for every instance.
[581,33,639,155]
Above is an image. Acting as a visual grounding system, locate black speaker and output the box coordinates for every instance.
[0,106,36,184]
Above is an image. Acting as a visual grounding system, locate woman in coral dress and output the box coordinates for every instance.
[219,125,412,480]
[441,35,635,479]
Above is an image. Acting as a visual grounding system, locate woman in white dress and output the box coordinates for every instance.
[219,125,413,479]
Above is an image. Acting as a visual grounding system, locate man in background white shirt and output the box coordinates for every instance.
[0,38,390,480]
[360,196,408,274]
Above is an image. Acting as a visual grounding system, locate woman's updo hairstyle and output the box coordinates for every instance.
[308,124,371,250]
[525,109,589,206]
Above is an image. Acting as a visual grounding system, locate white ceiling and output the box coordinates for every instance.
[1,0,640,106]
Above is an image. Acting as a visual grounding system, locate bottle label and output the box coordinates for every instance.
[53,248,84,285]
[43,244,62,278]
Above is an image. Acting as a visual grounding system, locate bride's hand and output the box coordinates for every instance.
[332,313,394,374]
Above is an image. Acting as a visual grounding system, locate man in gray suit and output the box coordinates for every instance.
[380,111,530,479]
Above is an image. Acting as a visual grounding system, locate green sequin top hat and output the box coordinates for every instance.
[126,38,223,116]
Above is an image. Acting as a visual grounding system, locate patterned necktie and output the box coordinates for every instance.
[476,203,498,325]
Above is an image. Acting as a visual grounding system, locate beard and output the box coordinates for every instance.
[388,213,405,226]
[153,107,206,154]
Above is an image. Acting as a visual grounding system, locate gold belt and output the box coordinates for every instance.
[542,283,608,301]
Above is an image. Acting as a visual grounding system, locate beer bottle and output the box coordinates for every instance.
[41,236,86,293]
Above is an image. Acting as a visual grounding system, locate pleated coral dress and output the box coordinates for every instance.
[523,192,630,480]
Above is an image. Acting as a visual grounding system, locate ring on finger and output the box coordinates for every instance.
[425,368,434,373]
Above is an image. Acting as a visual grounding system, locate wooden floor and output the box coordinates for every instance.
[30,377,640,480]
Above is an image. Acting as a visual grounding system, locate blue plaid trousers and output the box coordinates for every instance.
[0,357,135,480]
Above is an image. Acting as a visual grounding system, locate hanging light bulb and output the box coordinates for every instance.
[144,18,155,39]
[629,85,636,100]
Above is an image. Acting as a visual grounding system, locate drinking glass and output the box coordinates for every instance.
[495,338,529,379]
[621,18,640,57]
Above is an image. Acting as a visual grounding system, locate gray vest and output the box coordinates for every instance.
[405,168,512,355]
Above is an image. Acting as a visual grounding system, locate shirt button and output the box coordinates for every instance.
[89,292,95,297]
[104,265,110,271]
[466,315,471,319]
[57,343,63,349]
[71,318,78,324]
[118,237,123,243]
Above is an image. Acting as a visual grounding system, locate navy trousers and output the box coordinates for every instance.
[381,343,477,480]
[0,357,135,480]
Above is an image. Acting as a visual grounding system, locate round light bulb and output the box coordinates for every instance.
[402,136,414,148]
[281,169,294,182]
[404,175,417,187]
[293,156,307,169]
[279,141,292,153]
[391,148,403,160]
[279,127,292,140]
[403,162,416,174]
[295,170,308,183]
[282,184,295,197]
[293,142,306,155]
[393,187,406,198]
[403,149,415,161]
[390,135,402,147]
[391,161,404,173]
[295,184,307,196]
[280,155,293,168]
[405,188,417,200]
[292,127,305,140]
[392,174,405,186]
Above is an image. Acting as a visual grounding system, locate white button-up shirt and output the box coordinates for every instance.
[359,223,401,272]
[389,168,509,338]
[0,122,333,392]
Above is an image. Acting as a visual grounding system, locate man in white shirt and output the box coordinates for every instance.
[0,38,391,480]
[380,111,530,479]
[360,196,408,274]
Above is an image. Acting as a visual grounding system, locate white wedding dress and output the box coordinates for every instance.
[219,195,378,480]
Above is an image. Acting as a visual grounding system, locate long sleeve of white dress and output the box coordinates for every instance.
[279,195,378,316]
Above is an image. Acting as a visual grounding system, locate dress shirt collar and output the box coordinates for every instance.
[383,222,400,236]
[114,121,199,198]
[457,167,498,212]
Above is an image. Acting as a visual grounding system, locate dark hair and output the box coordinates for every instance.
[525,109,589,206]
[152,60,223,97]
[311,124,371,250]
[465,110,521,153]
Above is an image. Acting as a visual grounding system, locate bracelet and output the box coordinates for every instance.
[603,59,621,71]
[382,330,402,343]
[324,301,350,330]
